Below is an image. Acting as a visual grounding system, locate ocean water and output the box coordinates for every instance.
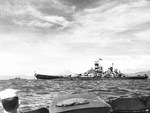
[0,79,150,112]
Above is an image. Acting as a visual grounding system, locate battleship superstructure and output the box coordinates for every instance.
[79,58,125,78]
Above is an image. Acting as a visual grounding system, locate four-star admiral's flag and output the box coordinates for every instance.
[99,58,103,61]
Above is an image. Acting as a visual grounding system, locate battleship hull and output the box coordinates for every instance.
[35,73,63,80]
[124,75,149,80]
[34,73,148,80]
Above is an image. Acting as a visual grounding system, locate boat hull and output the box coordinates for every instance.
[124,76,149,80]
[35,74,63,80]
[34,74,148,80]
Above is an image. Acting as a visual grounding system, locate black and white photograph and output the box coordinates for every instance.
[0,0,150,113]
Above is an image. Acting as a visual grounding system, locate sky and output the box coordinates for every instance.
[0,0,150,79]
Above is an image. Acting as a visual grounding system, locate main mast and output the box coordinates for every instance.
[94,58,103,77]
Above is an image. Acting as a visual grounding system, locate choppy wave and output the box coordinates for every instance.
[0,79,150,112]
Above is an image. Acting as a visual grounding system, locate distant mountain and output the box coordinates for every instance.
[126,71,150,78]
[135,71,150,76]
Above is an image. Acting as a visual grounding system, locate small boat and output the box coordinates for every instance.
[50,92,111,113]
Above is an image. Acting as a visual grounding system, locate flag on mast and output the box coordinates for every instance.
[99,58,103,60]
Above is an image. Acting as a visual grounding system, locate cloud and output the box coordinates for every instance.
[68,0,150,50]
[1,0,150,76]
[75,0,150,32]
[48,0,150,73]
[134,29,150,42]
[0,0,72,29]
[63,0,101,11]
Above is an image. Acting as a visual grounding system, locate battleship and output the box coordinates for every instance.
[34,58,149,80]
